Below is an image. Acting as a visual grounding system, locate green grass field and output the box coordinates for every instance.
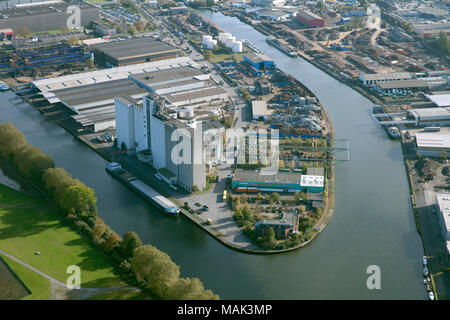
[0,183,127,299]
[0,254,51,300]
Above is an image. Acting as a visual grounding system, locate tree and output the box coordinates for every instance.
[437,31,450,54]
[121,142,127,151]
[14,144,54,185]
[294,191,301,203]
[92,222,106,238]
[16,26,31,38]
[440,150,447,161]
[121,231,143,258]
[278,159,285,169]
[241,204,254,222]
[128,26,136,37]
[60,184,98,218]
[85,59,94,69]
[270,192,280,203]
[104,233,121,250]
[131,245,180,297]
[165,277,219,300]
[0,122,27,160]
[67,36,79,45]
[266,226,276,243]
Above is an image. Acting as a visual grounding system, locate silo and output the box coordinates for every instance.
[232,41,243,53]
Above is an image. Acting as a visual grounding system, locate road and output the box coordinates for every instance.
[409,163,450,299]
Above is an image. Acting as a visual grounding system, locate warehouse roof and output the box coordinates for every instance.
[33,57,199,92]
[49,78,147,112]
[252,100,268,117]
[0,1,94,17]
[132,66,206,88]
[415,132,450,149]
[163,86,226,104]
[409,107,450,119]
[306,167,324,176]
[360,72,412,81]
[426,94,450,108]
[297,10,323,21]
[233,169,302,185]
[92,37,178,61]
[376,78,446,89]
[244,52,273,64]
[300,175,324,188]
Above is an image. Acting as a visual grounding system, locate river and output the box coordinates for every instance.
[0,10,426,299]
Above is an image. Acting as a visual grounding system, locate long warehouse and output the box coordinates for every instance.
[92,37,180,67]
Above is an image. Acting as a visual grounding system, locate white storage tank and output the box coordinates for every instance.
[225,36,236,48]
[219,32,231,43]
[202,35,213,45]
[205,39,217,50]
[232,41,243,53]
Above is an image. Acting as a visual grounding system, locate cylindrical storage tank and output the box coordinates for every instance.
[232,41,243,53]
[219,32,231,43]
[177,107,195,119]
[202,35,212,45]
[206,39,216,50]
[225,36,236,48]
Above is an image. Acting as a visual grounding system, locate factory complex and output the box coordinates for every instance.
[0,1,99,33]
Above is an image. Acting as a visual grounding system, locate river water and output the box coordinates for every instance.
[0,11,426,298]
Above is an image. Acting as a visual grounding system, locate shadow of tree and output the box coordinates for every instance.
[0,207,59,241]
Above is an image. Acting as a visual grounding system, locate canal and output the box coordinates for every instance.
[0,10,425,299]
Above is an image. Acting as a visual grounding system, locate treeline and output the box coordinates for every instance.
[0,122,218,300]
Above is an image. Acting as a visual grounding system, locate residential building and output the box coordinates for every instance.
[255,212,299,239]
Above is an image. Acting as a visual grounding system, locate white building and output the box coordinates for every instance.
[415,132,450,157]
[435,194,450,264]
[252,100,269,121]
[114,96,149,152]
[359,72,413,86]
[252,0,285,7]
[426,94,450,108]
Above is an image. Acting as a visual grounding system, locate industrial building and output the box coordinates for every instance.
[408,108,450,127]
[296,10,325,28]
[33,57,200,132]
[434,194,450,264]
[243,52,275,71]
[145,95,216,192]
[232,169,324,193]
[114,96,148,152]
[426,94,450,108]
[255,212,299,240]
[413,23,450,39]
[251,0,285,7]
[415,132,450,157]
[0,1,99,33]
[359,72,413,86]
[92,37,180,67]
[256,8,291,22]
[252,100,269,121]
[373,77,447,92]
[0,28,14,41]
[130,67,227,108]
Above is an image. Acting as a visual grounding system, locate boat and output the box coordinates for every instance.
[428,292,434,300]
[423,256,428,266]
[423,266,429,277]
[423,278,427,285]
[0,81,9,91]
[242,39,264,54]
[387,126,400,139]
[105,162,179,216]
[426,282,432,292]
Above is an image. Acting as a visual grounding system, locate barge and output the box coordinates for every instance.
[105,162,179,216]
[266,37,298,57]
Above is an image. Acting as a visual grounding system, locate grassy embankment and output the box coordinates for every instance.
[0,183,128,299]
